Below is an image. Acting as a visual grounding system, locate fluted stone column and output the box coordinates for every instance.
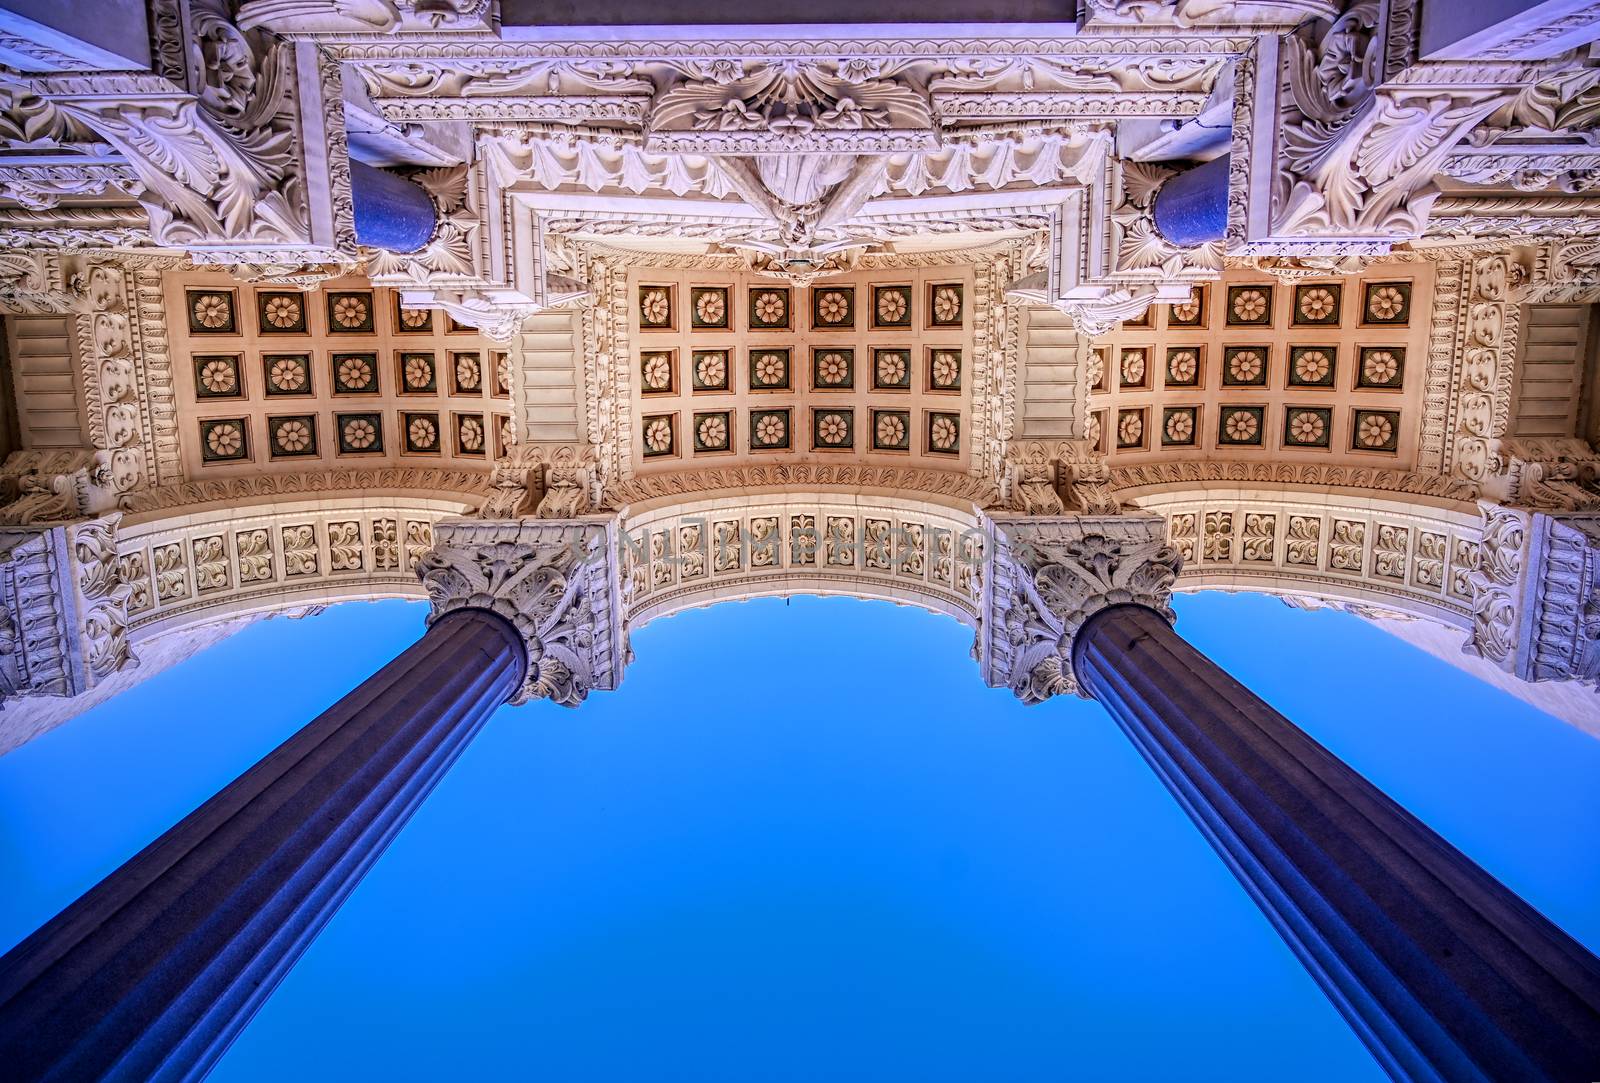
[0,608,526,1082]
[0,517,625,1081]
[984,514,1600,1080]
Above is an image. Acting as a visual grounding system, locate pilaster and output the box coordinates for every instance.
[0,514,134,706]
[1467,501,1600,684]
[417,517,626,706]
[979,514,1182,702]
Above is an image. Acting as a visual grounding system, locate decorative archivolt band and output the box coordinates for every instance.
[115,497,470,637]
[619,494,986,629]
[1136,488,1484,629]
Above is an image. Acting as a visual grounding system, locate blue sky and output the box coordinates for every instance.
[1,591,1597,1081]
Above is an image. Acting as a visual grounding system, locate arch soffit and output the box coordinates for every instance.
[116,493,470,642]
[618,488,988,630]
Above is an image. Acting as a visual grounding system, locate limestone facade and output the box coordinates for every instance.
[3,0,1600,745]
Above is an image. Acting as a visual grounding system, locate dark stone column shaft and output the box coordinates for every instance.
[1150,154,1229,248]
[1074,604,1600,1083]
[350,161,437,254]
[0,608,525,1083]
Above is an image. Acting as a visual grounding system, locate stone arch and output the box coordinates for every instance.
[0,491,477,754]
[617,489,988,632]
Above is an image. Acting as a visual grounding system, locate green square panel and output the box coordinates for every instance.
[1218,406,1266,446]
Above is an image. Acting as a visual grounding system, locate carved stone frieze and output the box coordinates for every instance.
[120,466,492,514]
[1077,0,1340,30]
[1106,459,1480,501]
[979,514,1180,702]
[418,518,626,706]
[647,61,935,155]
[0,514,135,706]
[237,0,496,35]
[1466,502,1600,684]
[605,459,1003,509]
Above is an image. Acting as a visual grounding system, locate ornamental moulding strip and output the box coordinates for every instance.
[323,35,1258,62]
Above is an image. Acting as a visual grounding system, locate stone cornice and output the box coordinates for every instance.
[1106,461,1480,503]
[120,467,493,517]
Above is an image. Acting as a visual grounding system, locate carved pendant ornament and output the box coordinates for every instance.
[980,516,1181,703]
[418,519,625,706]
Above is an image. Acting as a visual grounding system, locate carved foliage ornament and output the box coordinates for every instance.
[17,0,357,263]
[1260,1,1516,249]
[646,60,935,154]
[0,514,135,706]
[1466,502,1600,684]
[981,516,1180,703]
[418,519,624,706]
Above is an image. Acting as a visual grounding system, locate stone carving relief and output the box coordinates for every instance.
[1241,2,1551,253]
[480,446,598,520]
[1004,441,1124,516]
[0,514,134,706]
[237,0,495,35]
[419,518,626,706]
[1140,490,1484,626]
[1078,0,1339,29]
[980,515,1180,702]
[620,499,983,627]
[3,0,356,264]
[1467,502,1600,683]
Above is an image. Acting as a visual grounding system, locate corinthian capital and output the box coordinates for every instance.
[1467,502,1600,684]
[979,515,1181,703]
[417,518,626,707]
[0,515,135,707]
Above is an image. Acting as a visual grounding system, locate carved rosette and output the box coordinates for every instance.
[1466,502,1600,684]
[0,514,135,706]
[979,515,1181,703]
[418,518,626,707]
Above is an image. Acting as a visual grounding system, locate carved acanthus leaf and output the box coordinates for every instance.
[418,518,625,706]
[980,515,1180,702]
